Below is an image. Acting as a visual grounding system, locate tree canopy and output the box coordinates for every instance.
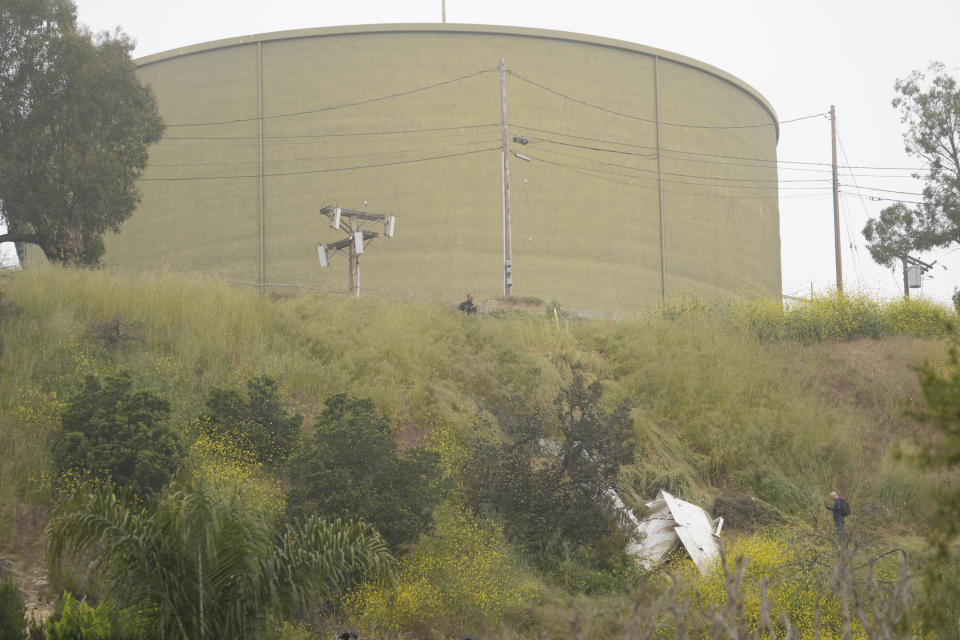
[286,394,443,550]
[862,62,960,267]
[53,372,182,496]
[199,375,303,467]
[465,365,637,569]
[0,0,164,264]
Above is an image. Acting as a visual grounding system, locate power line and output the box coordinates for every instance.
[523,151,831,198]
[843,184,926,196]
[511,122,931,172]
[527,142,830,185]
[508,70,826,129]
[157,122,500,142]
[515,133,659,159]
[146,138,501,169]
[835,128,871,280]
[524,145,829,190]
[839,190,923,205]
[139,146,501,181]
[164,68,498,127]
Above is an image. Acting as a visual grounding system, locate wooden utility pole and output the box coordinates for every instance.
[830,105,843,294]
[901,257,910,299]
[900,255,935,299]
[348,212,359,296]
[499,58,513,298]
[318,206,396,297]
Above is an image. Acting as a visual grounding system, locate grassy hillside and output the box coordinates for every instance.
[0,266,953,636]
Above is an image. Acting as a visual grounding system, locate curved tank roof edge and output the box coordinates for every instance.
[135,23,780,142]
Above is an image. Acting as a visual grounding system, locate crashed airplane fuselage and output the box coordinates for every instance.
[631,490,723,576]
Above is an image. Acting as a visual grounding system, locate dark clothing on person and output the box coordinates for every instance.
[827,497,850,540]
[458,299,477,314]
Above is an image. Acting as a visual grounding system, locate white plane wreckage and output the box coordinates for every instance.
[537,440,722,575]
[625,489,723,576]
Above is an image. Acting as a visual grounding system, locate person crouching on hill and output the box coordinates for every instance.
[458,293,477,314]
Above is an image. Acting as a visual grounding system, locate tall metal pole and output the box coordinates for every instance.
[258,41,266,295]
[830,105,843,294]
[654,56,667,304]
[499,58,513,298]
[442,0,446,23]
[348,213,359,297]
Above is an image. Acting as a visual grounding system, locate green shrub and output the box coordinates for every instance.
[0,580,26,640]
[464,366,637,585]
[52,372,182,496]
[663,291,952,342]
[668,531,904,639]
[286,394,443,550]
[46,593,116,640]
[198,375,302,467]
[871,453,934,519]
[346,502,540,637]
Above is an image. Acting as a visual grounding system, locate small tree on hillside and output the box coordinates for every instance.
[286,394,442,550]
[53,372,182,496]
[0,580,26,640]
[556,364,636,498]
[908,345,960,636]
[465,365,638,585]
[199,375,302,467]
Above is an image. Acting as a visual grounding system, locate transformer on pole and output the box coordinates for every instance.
[317,205,396,297]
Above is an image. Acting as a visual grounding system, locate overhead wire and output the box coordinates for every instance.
[835,129,868,282]
[156,123,500,144]
[146,137,501,169]
[511,122,927,173]
[524,144,832,191]
[839,191,923,205]
[508,70,826,129]
[164,68,498,127]
[139,146,501,182]
[530,136,829,183]
[140,65,927,215]
[522,150,829,200]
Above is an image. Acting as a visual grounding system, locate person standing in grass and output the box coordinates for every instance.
[827,490,850,540]
[458,293,477,314]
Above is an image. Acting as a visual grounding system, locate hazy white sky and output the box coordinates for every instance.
[18,0,960,301]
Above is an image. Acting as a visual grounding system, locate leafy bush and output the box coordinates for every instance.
[668,532,905,639]
[46,592,121,640]
[907,343,960,636]
[464,366,638,588]
[286,394,442,549]
[52,372,182,496]
[0,580,26,640]
[663,291,952,342]
[198,375,302,467]
[346,502,539,637]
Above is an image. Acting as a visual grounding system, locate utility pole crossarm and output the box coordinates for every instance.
[316,204,396,297]
[326,237,353,251]
[320,206,391,223]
